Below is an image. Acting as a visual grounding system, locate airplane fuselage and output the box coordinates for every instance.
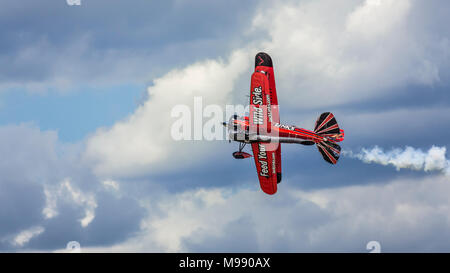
[227,117,340,145]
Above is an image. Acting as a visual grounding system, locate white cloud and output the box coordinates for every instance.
[43,178,98,228]
[102,179,120,192]
[42,187,58,219]
[346,0,411,39]
[78,174,450,252]
[84,50,250,177]
[12,226,45,247]
[61,179,97,228]
[251,0,447,108]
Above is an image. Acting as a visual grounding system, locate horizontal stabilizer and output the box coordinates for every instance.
[317,140,341,164]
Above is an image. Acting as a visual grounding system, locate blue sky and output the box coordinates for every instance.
[1,0,450,252]
[0,84,144,141]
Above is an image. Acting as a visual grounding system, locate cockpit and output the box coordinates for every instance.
[223,115,249,142]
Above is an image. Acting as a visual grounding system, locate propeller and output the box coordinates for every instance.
[223,113,239,144]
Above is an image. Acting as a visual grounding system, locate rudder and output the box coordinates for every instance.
[314,112,343,164]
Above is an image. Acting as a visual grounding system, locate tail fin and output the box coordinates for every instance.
[314,112,343,164]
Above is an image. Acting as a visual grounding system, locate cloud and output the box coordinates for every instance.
[5,0,448,101]
[102,180,120,192]
[42,187,58,220]
[75,174,450,252]
[12,226,45,247]
[84,50,250,177]
[0,0,259,92]
[43,179,98,228]
[0,124,98,228]
[252,0,449,108]
[0,123,145,250]
[346,0,411,39]
[0,34,151,92]
[0,123,60,182]
[344,145,450,175]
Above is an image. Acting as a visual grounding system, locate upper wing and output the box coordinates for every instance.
[250,53,282,194]
[251,142,278,195]
[254,53,281,182]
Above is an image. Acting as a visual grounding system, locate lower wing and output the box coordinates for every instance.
[251,142,279,195]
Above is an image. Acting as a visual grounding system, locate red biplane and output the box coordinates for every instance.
[223,52,344,195]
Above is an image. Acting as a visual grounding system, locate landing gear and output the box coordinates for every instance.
[238,142,246,153]
[232,142,252,159]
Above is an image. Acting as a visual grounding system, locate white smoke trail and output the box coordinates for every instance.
[343,146,450,176]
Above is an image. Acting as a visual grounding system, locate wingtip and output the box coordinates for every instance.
[255,52,273,68]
